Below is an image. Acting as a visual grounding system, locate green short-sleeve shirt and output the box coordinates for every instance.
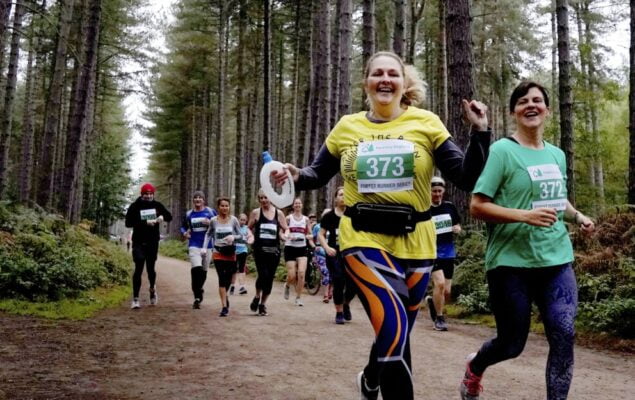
[473,138,574,271]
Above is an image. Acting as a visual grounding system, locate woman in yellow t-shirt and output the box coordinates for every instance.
[274,51,490,400]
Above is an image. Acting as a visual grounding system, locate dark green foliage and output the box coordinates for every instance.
[452,229,487,299]
[157,239,189,261]
[0,203,129,301]
[455,210,635,339]
[579,298,635,338]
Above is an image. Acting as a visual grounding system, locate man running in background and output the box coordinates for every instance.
[426,176,461,331]
[125,183,173,309]
[181,191,217,309]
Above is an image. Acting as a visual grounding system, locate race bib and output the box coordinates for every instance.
[432,214,453,235]
[140,209,157,221]
[191,217,208,232]
[357,140,414,193]
[259,223,277,240]
[527,164,567,211]
[215,226,233,245]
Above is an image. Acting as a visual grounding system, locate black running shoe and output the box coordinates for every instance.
[343,304,352,321]
[229,285,235,295]
[193,299,201,309]
[258,304,268,316]
[250,296,259,312]
[219,307,228,317]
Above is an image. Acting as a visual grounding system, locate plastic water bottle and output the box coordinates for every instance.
[259,151,295,209]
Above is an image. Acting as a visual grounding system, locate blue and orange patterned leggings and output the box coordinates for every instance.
[343,247,432,400]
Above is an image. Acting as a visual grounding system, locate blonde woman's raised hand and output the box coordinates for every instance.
[462,99,489,131]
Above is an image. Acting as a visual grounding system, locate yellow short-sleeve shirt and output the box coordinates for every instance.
[325,106,451,260]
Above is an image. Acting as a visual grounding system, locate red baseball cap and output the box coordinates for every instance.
[140,183,155,194]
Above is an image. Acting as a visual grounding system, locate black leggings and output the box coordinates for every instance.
[132,242,158,297]
[191,266,208,300]
[254,249,280,296]
[215,259,237,291]
[470,264,577,400]
[236,252,248,273]
[326,253,356,306]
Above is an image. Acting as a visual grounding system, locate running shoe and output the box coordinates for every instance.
[335,312,345,325]
[250,296,260,312]
[434,315,449,331]
[219,307,229,317]
[131,298,140,309]
[229,285,235,295]
[295,297,304,307]
[425,295,437,322]
[322,295,330,303]
[283,283,290,300]
[343,304,352,321]
[149,289,158,305]
[258,304,268,316]
[239,286,248,295]
[193,299,201,309]
[460,353,483,400]
[356,371,379,400]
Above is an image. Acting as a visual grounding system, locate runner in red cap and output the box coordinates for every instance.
[125,183,172,309]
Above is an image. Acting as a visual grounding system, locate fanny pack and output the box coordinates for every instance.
[344,203,431,236]
[215,245,236,256]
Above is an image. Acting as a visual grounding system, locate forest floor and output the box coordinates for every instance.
[0,256,632,400]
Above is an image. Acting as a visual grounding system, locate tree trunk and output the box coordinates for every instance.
[406,0,425,64]
[0,0,13,106]
[392,0,405,58]
[445,0,475,219]
[315,0,331,210]
[0,0,25,198]
[550,0,559,144]
[556,0,575,203]
[59,0,101,220]
[361,0,375,107]
[19,29,36,203]
[263,0,271,151]
[629,0,635,204]
[234,0,247,213]
[215,0,227,198]
[37,0,75,208]
[436,0,447,123]
[330,0,341,130]
[338,0,352,118]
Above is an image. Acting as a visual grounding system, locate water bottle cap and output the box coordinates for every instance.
[262,151,273,164]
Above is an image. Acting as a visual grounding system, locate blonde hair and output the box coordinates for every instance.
[363,51,426,108]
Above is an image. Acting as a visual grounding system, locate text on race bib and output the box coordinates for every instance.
[140,209,157,221]
[527,164,567,211]
[432,214,453,235]
[259,223,277,240]
[191,217,208,232]
[357,140,414,193]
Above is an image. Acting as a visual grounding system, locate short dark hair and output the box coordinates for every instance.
[509,81,549,113]
[216,196,230,206]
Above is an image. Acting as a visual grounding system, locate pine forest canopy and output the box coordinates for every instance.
[0,0,632,238]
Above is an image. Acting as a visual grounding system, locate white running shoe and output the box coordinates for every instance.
[295,297,303,306]
[131,298,140,309]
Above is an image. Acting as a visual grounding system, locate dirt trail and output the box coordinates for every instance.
[0,255,632,400]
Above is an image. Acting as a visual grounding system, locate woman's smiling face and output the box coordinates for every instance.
[512,87,550,130]
[364,55,405,109]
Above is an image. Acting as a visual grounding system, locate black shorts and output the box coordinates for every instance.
[432,258,455,280]
[284,246,308,262]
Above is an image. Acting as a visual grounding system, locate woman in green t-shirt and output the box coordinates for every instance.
[460,81,595,400]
